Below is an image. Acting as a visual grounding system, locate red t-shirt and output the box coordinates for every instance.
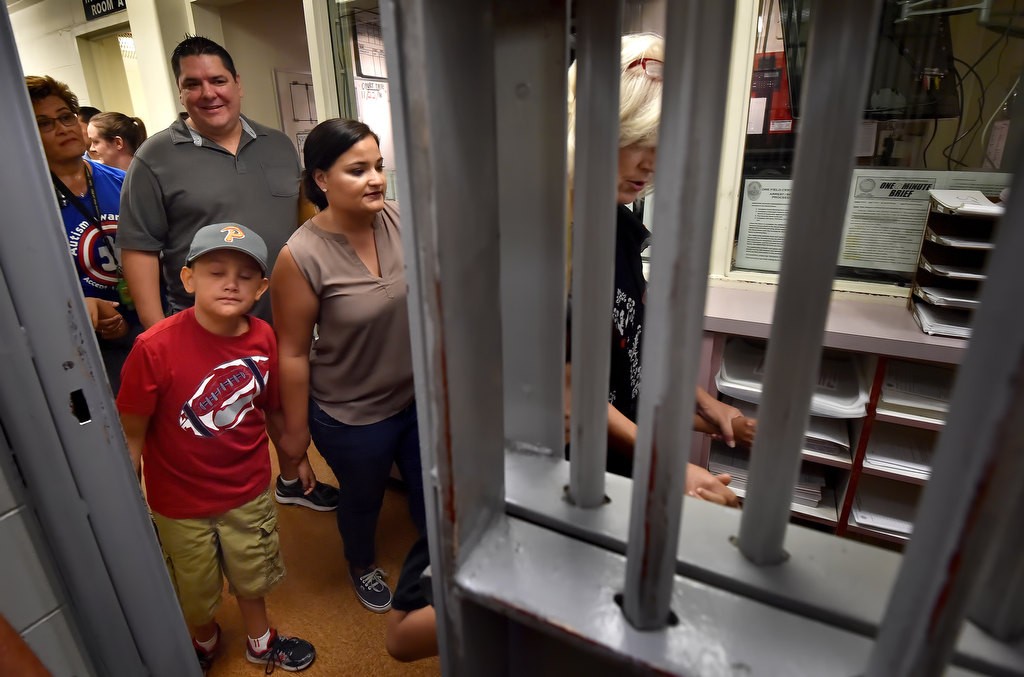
[117,308,280,519]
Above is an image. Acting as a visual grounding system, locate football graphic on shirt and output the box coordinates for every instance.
[179,356,269,438]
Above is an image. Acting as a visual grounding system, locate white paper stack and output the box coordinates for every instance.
[924,226,993,250]
[928,189,1003,217]
[851,476,920,536]
[863,423,936,481]
[920,255,987,281]
[709,445,826,508]
[879,359,954,418]
[715,339,869,418]
[910,300,972,339]
[724,397,851,464]
[914,285,979,309]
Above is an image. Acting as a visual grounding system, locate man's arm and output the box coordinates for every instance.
[119,412,149,479]
[122,250,164,328]
[118,158,169,328]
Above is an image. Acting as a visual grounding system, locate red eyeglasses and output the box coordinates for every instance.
[626,57,663,80]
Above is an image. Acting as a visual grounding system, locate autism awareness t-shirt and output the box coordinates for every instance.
[59,159,126,305]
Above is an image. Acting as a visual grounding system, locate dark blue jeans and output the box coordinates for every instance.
[308,400,426,569]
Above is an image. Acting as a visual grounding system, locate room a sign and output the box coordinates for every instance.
[83,0,126,21]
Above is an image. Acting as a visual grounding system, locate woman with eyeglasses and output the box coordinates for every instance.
[26,75,141,394]
[87,112,148,171]
[565,34,756,506]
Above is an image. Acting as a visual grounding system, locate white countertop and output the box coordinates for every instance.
[703,283,968,365]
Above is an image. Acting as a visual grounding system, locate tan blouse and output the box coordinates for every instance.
[286,202,414,425]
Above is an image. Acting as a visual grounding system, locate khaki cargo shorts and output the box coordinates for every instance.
[151,488,285,628]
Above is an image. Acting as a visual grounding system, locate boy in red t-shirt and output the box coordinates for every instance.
[117,223,316,674]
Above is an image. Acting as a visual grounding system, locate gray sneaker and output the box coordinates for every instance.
[351,566,392,613]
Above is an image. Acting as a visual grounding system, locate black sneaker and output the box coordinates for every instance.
[274,476,339,512]
[192,623,220,675]
[245,629,316,673]
[351,566,392,613]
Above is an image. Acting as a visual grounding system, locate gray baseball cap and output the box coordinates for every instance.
[186,223,268,275]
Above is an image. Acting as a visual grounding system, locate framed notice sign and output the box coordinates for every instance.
[83,0,126,21]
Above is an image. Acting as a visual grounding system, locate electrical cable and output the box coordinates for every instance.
[952,2,1019,165]
[979,75,1020,167]
[945,66,967,169]
[942,57,986,167]
[965,0,1020,165]
[922,118,938,168]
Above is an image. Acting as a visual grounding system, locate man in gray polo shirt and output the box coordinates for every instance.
[119,35,338,512]
[119,36,298,328]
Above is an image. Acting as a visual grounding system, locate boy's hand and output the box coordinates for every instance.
[296,456,317,494]
[731,416,757,448]
[85,297,128,339]
[686,462,739,507]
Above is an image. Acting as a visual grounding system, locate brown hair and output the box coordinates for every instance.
[24,75,79,113]
[89,112,149,154]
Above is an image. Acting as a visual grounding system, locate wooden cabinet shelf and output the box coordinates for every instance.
[801,446,854,470]
[860,463,929,486]
[874,408,944,431]
[845,518,911,545]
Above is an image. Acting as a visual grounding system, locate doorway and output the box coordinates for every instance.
[77,28,148,124]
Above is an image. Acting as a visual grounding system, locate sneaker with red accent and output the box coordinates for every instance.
[192,623,220,675]
[245,629,316,672]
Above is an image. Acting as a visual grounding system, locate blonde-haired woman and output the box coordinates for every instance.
[567,33,755,505]
[88,112,148,171]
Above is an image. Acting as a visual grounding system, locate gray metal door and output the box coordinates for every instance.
[0,6,199,675]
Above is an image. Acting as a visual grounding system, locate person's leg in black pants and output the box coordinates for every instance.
[308,399,404,613]
[391,404,426,537]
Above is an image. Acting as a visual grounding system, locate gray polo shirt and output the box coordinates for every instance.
[118,115,300,322]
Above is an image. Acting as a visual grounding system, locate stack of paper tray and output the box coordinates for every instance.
[910,300,971,339]
[851,475,920,536]
[709,445,826,507]
[863,423,935,481]
[878,359,953,420]
[928,189,1004,217]
[724,396,851,465]
[715,338,869,418]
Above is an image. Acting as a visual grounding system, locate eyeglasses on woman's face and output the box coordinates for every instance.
[626,57,663,80]
[36,112,79,133]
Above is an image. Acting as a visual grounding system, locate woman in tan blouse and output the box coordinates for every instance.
[272,119,423,614]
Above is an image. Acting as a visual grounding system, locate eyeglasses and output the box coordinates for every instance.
[36,112,79,133]
[626,57,663,81]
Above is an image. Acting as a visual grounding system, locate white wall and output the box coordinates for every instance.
[219,0,311,131]
[9,0,184,130]
[10,0,101,105]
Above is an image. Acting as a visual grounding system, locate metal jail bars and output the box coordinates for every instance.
[383,0,1024,675]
